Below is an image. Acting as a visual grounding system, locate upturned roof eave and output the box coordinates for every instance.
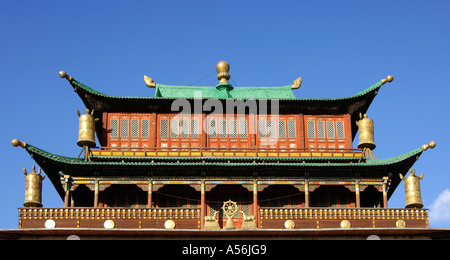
[68,78,385,142]
[68,78,383,104]
[24,142,423,169]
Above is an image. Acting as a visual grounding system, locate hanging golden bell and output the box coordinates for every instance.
[23,166,45,207]
[77,109,96,147]
[400,169,424,209]
[356,113,376,150]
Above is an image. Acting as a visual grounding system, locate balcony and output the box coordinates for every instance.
[18,207,428,230]
[90,147,364,160]
[19,207,200,229]
[259,207,429,229]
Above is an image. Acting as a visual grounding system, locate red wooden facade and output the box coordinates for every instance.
[107,113,154,149]
[105,113,352,152]
[304,115,352,150]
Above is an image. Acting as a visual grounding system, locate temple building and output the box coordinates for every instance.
[4,61,448,239]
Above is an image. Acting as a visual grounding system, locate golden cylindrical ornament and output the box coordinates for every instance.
[77,111,96,147]
[23,167,45,208]
[356,114,376,150]
[403,174,424,209]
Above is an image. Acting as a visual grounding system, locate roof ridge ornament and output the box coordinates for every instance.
[292,76,302,89]
[144,75,156,88]
[380,75,394,85]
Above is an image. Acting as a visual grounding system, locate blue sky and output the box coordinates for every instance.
[1,0,449,229]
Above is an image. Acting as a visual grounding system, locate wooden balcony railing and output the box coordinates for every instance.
[259,207,429,220]
[259,207,429,229]
[18,207,429,229]
[19,207,201,229]
[19,207,200,220]
[90,146,364,159]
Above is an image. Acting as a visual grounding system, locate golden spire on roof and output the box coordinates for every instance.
[216,61,230,84]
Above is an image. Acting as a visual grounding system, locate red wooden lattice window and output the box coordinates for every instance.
[304,115,351,150]
[107,113,152,149]
[157,114,203,149]
[256,115,301,149]
[206,114,251,149]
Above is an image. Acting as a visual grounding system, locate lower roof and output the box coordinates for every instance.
[19,143,424,201]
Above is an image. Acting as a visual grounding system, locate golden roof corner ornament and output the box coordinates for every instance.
[144,75,156,88]
[292,76,302,89]
[216,61,230,84]
[11,139,27,148]
[380,75,394,85]
[59,71,73,82]
[422,140,436,151]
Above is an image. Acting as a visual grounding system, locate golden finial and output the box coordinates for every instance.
[216,61,230,84]
[59,71,73,82]
[380,75,394,85]
[292,77,302,89]
[11,139,26,148]
[429,140,436,149]
[422,140,436,151]
[144,75,156,88]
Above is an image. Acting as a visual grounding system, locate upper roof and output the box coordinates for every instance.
[58,63,393,143]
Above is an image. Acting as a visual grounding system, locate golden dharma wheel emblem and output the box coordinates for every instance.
[222,200,238,229]
[164,220,176,229]
[284,220,295,229]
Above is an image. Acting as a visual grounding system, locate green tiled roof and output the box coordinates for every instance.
[155,83,296,99]
[70,79,382,101]
[24,143,422,168]
[20,143,423,200]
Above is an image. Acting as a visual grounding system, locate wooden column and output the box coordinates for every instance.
[94,179,99,207]
[63,175,70,207]
[147,180,153,208]
[150,112,157,148]
[304,180,310,208]
[250,113,256,148]
[202,114,207,148]
[253,179,258,222]
[355,180,361,208]
[200,179,206,229]
[382,177,388,208]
